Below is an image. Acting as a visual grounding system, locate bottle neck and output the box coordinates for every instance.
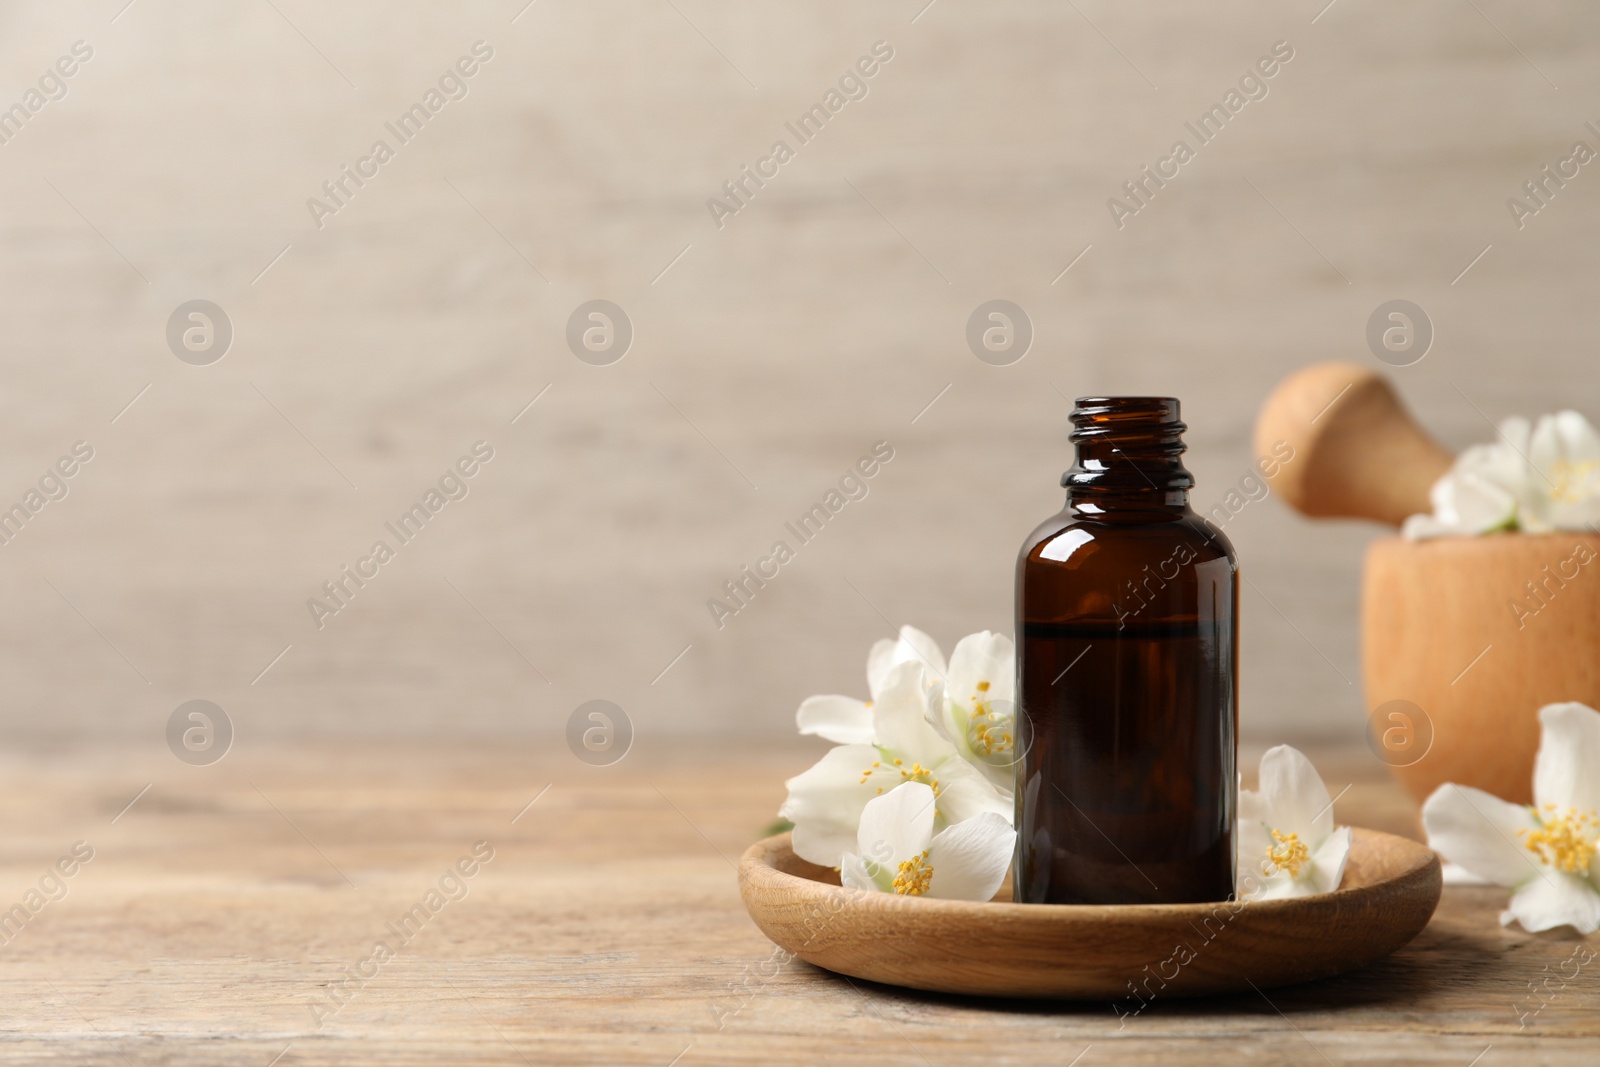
[1062,397,1193,517]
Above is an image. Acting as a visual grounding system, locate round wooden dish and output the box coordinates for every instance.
[739,829,1441,999]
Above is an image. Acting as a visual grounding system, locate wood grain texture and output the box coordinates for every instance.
[0,739,1595,1065]
[739,828,1440,999]
[1363,532,1600,805]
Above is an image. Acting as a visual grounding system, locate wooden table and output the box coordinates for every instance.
[0,740,1592,1065]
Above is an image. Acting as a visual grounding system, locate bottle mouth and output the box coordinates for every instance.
[1069,397,1185,444]
[1064,396,1192,500]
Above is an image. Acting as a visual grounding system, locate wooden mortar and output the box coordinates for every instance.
[1255,362,1600,805]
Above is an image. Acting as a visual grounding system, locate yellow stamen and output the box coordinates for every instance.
[892,850,933,895]
[1267,829,1310,878]
[1550,459,1599,504]
[975,680,991,693]
[860,759,940,796]
[1520,805,1599,874]
[966,696,1013,758]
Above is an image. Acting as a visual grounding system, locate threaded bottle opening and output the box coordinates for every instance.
[1069,397,1185,445]
[1063,396,1193,505]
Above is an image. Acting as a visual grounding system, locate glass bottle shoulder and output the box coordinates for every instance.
[1018,506,1237,572]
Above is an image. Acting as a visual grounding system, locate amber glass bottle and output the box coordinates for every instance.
[1014,397,1237,905]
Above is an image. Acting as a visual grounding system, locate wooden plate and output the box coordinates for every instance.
[738,828,1440,999]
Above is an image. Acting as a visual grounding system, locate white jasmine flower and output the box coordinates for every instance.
[794,625,947,745]
[1403,411,1600,538]
[796,625,1018,794]
[1400,462,1517,539]
[839,782,1015,902]
[925,631,1018,795]
[780,659,1012,868]
[1236,745,1352,899]
[1523,412,1600,532]
[1423,702,1600,934]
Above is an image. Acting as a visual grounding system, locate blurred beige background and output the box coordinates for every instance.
[0,0,1595,747]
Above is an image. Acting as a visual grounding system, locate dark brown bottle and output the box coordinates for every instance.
[1014,397,1237,905]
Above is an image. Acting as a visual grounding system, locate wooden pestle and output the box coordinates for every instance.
[1253,362,1453,527]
